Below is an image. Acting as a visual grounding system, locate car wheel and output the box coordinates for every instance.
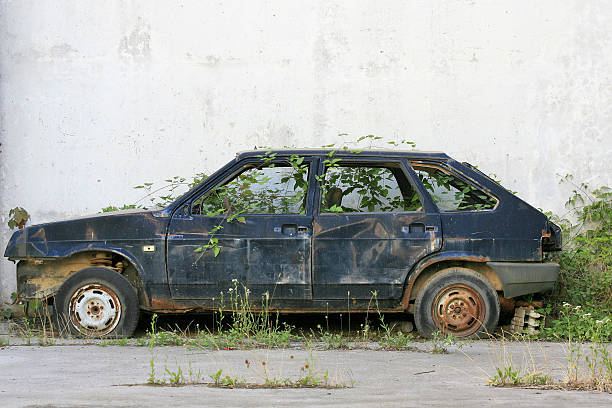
[54,267,139,338]
[414,267,499,338]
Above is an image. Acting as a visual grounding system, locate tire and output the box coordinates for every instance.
[414,267,500,339]
[54,267,139,338]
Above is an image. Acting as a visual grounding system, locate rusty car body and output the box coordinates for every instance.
[4,149,562,337]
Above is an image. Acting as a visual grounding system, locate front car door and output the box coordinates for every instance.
[167,155,315,304]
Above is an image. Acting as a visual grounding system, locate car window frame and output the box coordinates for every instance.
[408,161,500,213]
[188,157,316,217]
[314,157,427,216]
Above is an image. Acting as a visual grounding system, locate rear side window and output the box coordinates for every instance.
[320,163,422,213]
[412,165,497,211]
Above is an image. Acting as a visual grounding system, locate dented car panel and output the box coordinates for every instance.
[5,210,169,305]
[442,160,553,262]
[312,213,441,300]
[167,213,314,300]
[4,150,561,319]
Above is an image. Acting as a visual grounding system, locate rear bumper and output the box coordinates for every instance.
[487,262,560,298]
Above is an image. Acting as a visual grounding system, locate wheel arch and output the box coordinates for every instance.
[401,252,503,312]
[16,249,149,307]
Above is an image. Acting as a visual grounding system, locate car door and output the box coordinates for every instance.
[311,158,442,302]
[166,156,315,302]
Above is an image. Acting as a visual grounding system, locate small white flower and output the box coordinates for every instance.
[582,313,591,317]
[563,302,571,307]
[596,320,604,324]
[575,305,582,310]
[245,289,250,294]
[232,278,238,283]
[228,288,233,292]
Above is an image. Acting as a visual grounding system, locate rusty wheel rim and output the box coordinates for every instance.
[432,284,485,337]
[69,284,122,336]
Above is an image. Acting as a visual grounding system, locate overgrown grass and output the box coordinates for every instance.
[487,333,612,393]
[205,351,354,389]
[142,295,356,388]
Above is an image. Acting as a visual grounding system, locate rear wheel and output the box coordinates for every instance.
[414,267,499,338]
[54,267,139,338]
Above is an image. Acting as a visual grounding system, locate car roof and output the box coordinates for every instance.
[236,148,451,161]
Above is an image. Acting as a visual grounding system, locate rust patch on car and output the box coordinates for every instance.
[498,295,516,315]
[16,252,134,301]
[149,297,193,312]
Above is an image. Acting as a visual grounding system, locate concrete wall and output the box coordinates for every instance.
[1,1,611,302]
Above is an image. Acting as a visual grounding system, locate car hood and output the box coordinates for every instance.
[4,209,168,259]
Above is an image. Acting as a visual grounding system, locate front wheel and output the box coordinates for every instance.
[414,267,500,338]
[54,267,139,338]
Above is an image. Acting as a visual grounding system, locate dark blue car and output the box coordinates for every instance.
[4,149,561,338]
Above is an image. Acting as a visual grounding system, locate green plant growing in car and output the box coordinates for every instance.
[101,173,210,213]
[318,143,422,214]
[414,167,497,211]
[191,151,309,258]
[102,135,426,258]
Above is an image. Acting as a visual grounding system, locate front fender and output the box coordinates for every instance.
[14,246,147,301]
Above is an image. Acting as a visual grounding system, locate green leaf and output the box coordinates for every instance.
[214,247,221,257]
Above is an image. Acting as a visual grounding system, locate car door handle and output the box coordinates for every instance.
[402,224,438,234]
[277,224,309,236]
[408,223,425,234]
[279,224,296,235]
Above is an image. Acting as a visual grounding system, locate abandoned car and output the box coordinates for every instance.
[4,149,562,338]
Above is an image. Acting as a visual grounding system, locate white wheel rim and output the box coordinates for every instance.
[69,284,122,335]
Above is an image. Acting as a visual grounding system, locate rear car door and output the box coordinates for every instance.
[311,158,442,302]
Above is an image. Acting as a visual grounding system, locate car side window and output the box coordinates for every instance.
[192,161,309,215]
[412,164,497,211]
[320,163,422,213]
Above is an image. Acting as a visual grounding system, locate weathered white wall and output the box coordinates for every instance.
[1,1,611,302]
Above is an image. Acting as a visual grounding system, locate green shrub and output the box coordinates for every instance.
[543,179,611,341]
[543,303,611,342]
